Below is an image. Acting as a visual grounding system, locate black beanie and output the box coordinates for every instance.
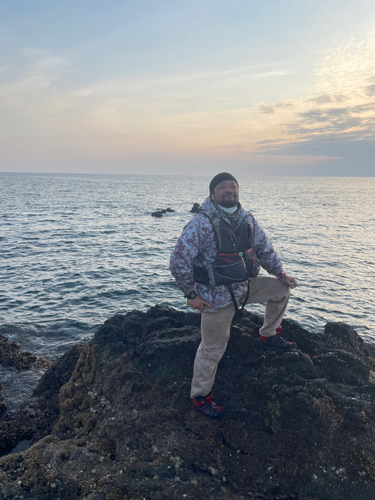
[209,172,239,194]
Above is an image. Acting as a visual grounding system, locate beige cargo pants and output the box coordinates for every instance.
[190,276,290,399]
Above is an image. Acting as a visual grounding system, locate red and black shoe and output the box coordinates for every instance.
[257,327,297,351]
[192,391,227,418]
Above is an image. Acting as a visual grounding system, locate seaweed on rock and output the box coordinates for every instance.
[1,306,375,500]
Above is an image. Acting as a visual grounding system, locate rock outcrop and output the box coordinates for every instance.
[190,203,200,213]
[0,334,38,371]
[0,334,52,419]
[1,306,375,500]
[0,383,5,421]
[151,208,175,217]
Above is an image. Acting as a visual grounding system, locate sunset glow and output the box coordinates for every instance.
[1,1,374,176]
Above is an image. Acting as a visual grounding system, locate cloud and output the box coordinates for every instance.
[74,60,295,99]
[307,95,333,105]
[0,44,300,167]
[1,28,374,176]
[255,31,375,156]
[258,104,276,114]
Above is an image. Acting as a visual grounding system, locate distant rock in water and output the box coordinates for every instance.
[1,308,375,499]
[151,207,175,217]
[190,202,200,213]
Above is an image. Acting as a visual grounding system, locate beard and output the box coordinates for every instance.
[219,198,238,208]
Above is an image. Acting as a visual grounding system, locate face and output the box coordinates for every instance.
[211,180,239,208]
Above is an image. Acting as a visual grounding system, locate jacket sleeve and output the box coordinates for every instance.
[251,215,284,276]
[169,216,206,294]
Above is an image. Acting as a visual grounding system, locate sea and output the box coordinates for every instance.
[1,172,374,412]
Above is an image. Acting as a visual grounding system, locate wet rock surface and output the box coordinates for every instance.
[1,306,375,500]
[151,208,175,217]
[0,334,38,371]
[190,203,200,213]
[0,345,83,457]
[0,383,5,421]
[0,334,52,419]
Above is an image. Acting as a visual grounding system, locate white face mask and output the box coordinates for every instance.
[217,204,238,214]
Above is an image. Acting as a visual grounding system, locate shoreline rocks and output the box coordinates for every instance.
[1,307,375,499]
[0,334,52,419]
[0,334,38,371]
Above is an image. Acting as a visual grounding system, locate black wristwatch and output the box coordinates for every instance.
[184,291,197,300]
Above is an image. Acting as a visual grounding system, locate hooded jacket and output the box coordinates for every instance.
[169,197,284,310]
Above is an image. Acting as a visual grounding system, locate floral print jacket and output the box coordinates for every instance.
[169,197,284,309]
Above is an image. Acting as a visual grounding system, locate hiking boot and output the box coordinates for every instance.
[192,391,227,418]
[257,327,297,351]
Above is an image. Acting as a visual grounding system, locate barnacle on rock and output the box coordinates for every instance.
[1,307,375,500]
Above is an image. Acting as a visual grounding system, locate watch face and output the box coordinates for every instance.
[187,291,197,299]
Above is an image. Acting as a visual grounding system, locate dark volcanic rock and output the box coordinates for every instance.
[0,334,52,419]
[0,345,83,456]
[151,208,175,217]
[1,307,375,500]
[0,334,37,370]
[190,203,200,213]
[0,383,5,420]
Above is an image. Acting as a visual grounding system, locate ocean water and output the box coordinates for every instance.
[1,172,374,411]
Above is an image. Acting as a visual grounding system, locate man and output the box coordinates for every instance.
[169,173,298,418]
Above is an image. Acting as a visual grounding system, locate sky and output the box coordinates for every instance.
[0,0,374,177]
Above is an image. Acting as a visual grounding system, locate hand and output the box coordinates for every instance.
[187,294,213,311]
[279,274,298,289]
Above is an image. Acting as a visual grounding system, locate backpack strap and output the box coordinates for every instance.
[198,210,222,247]
[228,280,250,323]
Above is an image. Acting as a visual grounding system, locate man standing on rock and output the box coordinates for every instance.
[169,173,298,418]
